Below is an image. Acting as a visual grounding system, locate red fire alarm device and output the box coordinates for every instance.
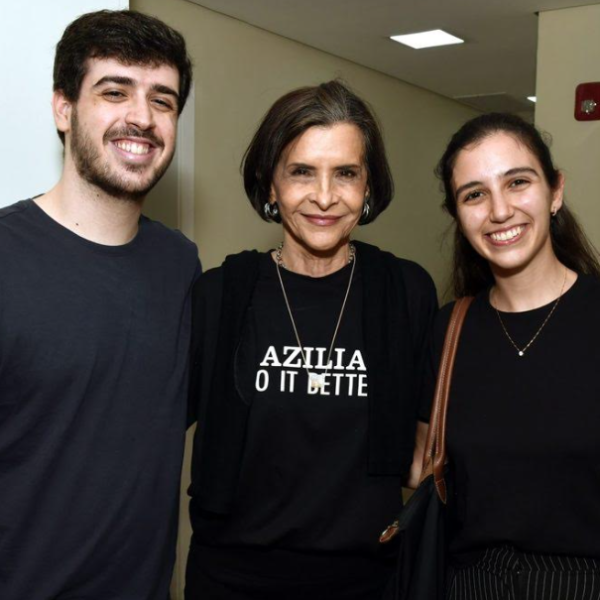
[575,82,600,121]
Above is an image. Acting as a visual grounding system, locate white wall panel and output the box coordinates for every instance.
[536,5,600,248]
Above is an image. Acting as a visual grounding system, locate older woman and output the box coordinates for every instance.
[417,113,600,599]
[186,81,437,600]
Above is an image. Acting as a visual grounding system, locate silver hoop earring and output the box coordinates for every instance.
[360,198,371,223]
[263,202,279,221]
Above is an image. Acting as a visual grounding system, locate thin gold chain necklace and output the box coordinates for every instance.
[493,267,568,357]
[275,242,356,389]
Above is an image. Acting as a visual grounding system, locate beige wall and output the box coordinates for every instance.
[536,4,600,246]
[136,1,477,287]
[132,1,478,596]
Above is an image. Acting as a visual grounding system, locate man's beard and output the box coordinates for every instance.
[69,109,174,202]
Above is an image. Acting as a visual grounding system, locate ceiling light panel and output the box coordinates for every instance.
[390,29,464,50]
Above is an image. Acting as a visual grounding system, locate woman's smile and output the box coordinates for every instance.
[486,224,527,246]
[302,213,343,226]
[269,122,368,269]
[453,132,564,275]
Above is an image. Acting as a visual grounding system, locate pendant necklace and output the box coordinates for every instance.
[493,266,568,357]
[275,242,356,390]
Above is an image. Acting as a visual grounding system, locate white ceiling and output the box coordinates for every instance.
[187,0,599,114]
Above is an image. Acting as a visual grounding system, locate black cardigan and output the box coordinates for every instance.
[188,241,437,514]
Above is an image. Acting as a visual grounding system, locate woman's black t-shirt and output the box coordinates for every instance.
[423,275,600,566]
[193,254,402,561]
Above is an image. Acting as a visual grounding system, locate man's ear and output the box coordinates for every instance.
[52,91,73,135]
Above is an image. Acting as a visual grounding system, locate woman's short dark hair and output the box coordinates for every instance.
[53,10,193,143]
[436,112,600,297]
[242,80,393,225]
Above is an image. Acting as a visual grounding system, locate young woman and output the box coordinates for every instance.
[186,81,437,600]
[417,113,600,600]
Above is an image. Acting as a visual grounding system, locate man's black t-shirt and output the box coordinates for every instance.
[423,275,600,566]
[0,200,199,599]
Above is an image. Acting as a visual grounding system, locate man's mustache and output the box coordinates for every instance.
[104,126,164,148]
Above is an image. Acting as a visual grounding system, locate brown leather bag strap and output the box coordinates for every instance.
[421,296,473,503]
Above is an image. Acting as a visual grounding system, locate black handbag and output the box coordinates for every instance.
[379,296,473,600]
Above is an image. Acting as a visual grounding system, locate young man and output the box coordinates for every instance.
[0,11,199,599]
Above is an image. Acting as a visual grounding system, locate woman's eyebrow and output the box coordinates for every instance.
[503,166,539,178]
[455,179,482,198]
[455,167,540,197]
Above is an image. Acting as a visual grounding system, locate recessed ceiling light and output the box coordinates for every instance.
[390,29,464,49]
[527,96,537,103]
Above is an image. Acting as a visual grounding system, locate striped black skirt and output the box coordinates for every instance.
[448,546,600,600]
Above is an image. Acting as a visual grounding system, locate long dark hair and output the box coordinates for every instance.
[436,112,600,297]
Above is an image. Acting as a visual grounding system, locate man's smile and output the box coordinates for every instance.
[113,139,153,155]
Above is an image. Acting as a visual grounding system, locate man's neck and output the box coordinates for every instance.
[35,174,143,247]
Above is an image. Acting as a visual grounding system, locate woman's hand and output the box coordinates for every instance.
[406,421,429,489]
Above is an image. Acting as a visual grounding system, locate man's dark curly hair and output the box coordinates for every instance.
[53,10,192,143]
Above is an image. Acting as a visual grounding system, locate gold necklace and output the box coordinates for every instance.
[493,267,568,357]
[275,242,356,390]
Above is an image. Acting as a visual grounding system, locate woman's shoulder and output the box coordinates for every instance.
[574,272,600,296]
[387,256,438,315]
[438,299,457,319]
[193,250,267,296]
[391,259,438,315]
[433,300,456,337]
[355,241,436,293]
[395,257,436,291]
[192,264,223,299]
[433,292,484,340]
[358,244,439,343]
[561,273,600,318]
